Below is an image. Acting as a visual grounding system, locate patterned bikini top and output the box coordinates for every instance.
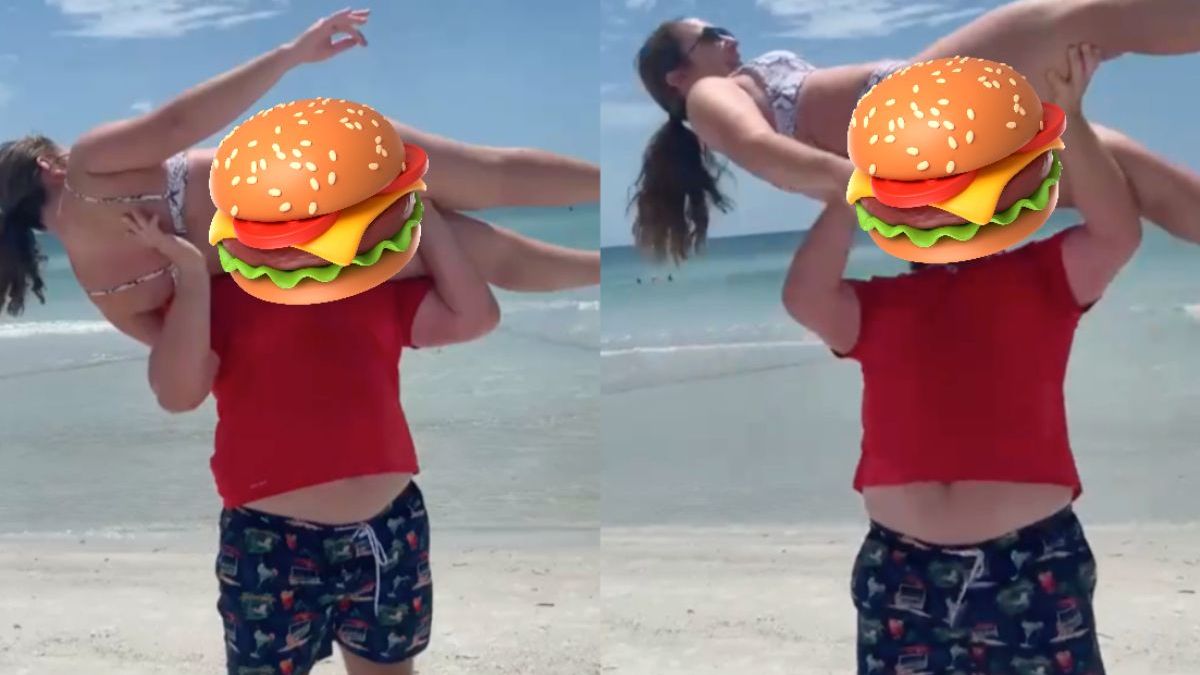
[733,50,817,138]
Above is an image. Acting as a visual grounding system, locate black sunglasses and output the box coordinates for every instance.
[687,26,735,55]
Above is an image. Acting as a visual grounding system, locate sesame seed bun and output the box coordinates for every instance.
[868,183,1057,263]
[848,57,1043,181]
[209,98,406,222]
[230,222,422,305]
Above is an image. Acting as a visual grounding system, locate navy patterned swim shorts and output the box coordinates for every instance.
[215,481,433,674]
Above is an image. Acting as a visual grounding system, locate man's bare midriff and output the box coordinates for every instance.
[244,472,413,525]
[863,481,1074,546]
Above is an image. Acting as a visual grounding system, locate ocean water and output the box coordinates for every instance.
[0,205,599,536]
[602,212,1200,527]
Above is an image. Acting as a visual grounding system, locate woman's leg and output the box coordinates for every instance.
[395,204,600,291]
[912,0,1200,102]
[1057,124,1200,244]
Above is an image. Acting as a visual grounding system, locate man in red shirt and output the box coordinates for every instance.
[782,46,1140,674]
[125,197,499,675]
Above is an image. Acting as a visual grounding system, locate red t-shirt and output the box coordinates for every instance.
[208,274,432,508]
[836,228,1090,496]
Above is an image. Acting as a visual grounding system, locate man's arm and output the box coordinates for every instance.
[1049,44,1142,307]
[409,202,502,348]
[781,202,863,354]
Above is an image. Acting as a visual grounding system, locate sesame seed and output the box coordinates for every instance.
[850,117,857,128]
[375,145,383,154]
[246,176,258,185]
[308,102,316,107]
[308,202,318,215]
[344,123,355,130]
[1013,103,1021,113]
[1018,107,1026,116]
[231,176,240,186]
[897,117,906,129]
[943,121,955,130]
[304,162,316,171]
[966,130,975,144]
[339,117,349,123]
[314,109,324,114]
[371,119,380,127]
[247,140,258,148]
[869,106,877,117]
[368,162,379,170]
[329,150,337,161]
[294,112,304,118]
[268,188,282,197]
[374,136,382,144]
[928,120,940,128]
[952,68,962,73]
[913,110,925,119]
[231,205,238,217]
[910,101,918,111]
[936,78,947,84]
[1009,78,1017,86]
[1006,121,1018,129]
[250,162,256,174]
[1013,94,1021,102]
[328,172,337,185]
[309,178,319,191]
[932,70,941,76]
[917,161,930,171]
[223,157,231,170]
[869,134,879,145]
[862,115,869,128]
[357,109,364,116]
[967,108,975,120]
[930,107,940,116]
[937,99,949,106]
[946,161,956,173]
[912,84,919,94]
[948,136,958,149]
[353,122,363,130]
[992,80,1000,87]
[983,81,993,88]
[885,98,896,106]
[346,108,355,114]
[279,202,291,212]
[978,76,987,82]
[884,135,895,143]
[380,148,388,158]
[984,66,994,73]
[888,119,896,132]
[289,161,302,169]
[259,159,267,170]
[300,140,312,147]
[275,152,286,161]
[868,163,877,176]
[274,126,282,135]
[1039,120,1045,131]
[906,147,919,156]
[230,148,239,159]
[298,120,309,126]
[292,149,302,158]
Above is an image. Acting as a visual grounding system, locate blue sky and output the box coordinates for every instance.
[600,0,1200,247]
[0,0,598,163]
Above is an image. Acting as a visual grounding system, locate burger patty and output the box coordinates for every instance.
[222,193,416,271]
[859,151,1053,229]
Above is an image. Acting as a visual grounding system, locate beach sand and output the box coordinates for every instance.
[603,524,1200,675]
[0,529,599,675]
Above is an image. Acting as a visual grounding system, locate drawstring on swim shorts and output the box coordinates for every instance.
[945,548,986,627]
[335,521,390,616]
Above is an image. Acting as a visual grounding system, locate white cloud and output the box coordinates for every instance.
[44,0,288,39]
[130,100,152,114]
[601,100,664,130]
[756,0,985,39]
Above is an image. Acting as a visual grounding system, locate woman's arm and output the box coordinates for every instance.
[388,119,599,211]
[122,212,219,413]
[410,202,502,348]
[686,76,856,204]
[69,9,370,176]
[1049,45,1142,306]
[781,202,862,354]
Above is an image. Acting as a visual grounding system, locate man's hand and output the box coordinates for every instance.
[1045,43,1100,117]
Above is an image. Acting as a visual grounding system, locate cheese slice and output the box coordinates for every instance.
[208,179,427,266]
[845,137,1066,225]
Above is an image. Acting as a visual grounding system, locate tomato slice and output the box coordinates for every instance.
[1017,102,1066,154]
[871,169,979,209]
[379,143,429,194]
[231,211,341,250]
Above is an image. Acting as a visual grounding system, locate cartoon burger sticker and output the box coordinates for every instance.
[208,97,427,304]
[846,57,1066,263]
